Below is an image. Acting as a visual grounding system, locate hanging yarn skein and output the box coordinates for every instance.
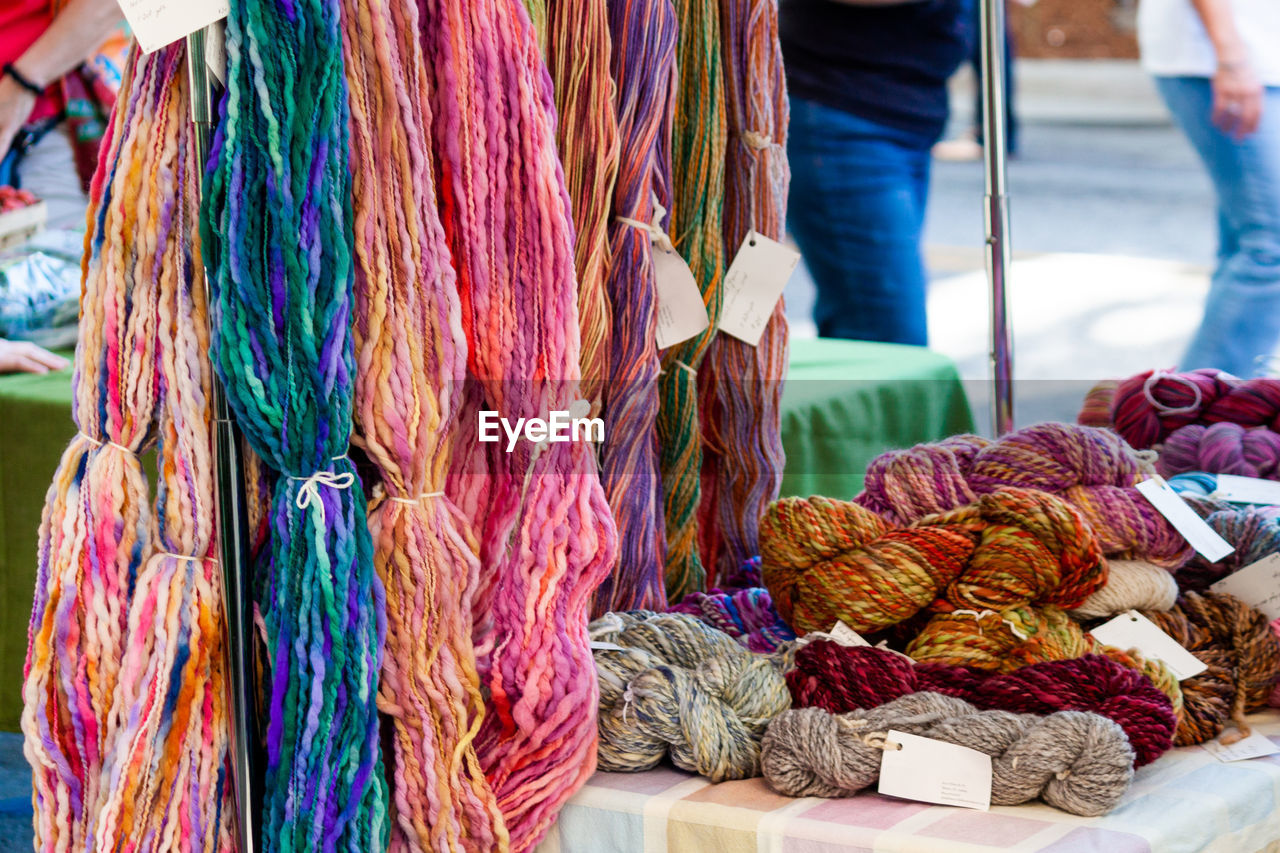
[90,50,232,851]
[760,487,1107,635]
[202,0,389,847]
[590,611,791,780]
[341,0,505,849]
[546,0,620,415]
[658,0,729,602]
[593,0,678,614]
[788,642,1176,766]
[23,45,171,852]
[855,423,1192,566]
[417,0,619,847]
[762,693,1136,816]
[698,0,790,586]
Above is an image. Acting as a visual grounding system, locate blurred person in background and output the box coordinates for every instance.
[933,0,1021,161]
[782,0,974,345]
[1,0,124,374]
[1140,0,1280,377]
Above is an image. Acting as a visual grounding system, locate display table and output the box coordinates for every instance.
[0,338,971,730]
[536,713,1280,853]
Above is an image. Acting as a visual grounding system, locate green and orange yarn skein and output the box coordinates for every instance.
[761,487,1108,636]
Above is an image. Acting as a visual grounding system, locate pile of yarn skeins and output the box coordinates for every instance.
[587,383,1280,819]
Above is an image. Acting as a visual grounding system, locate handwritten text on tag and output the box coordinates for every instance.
[878,730,992,810]
[1211,554,1280,621]
[653,248,709,349]
[718,232,801,346]
[1090,610,1207,680]
[119,0,229,54]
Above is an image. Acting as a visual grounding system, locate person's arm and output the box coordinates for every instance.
[1189,0,1263,138]
[0,0,123,161]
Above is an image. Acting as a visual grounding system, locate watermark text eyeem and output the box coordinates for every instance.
[479,410,604,452]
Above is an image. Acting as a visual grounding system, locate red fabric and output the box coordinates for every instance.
[0,0,59,125]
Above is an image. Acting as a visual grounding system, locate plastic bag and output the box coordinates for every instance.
[0,228,83,350]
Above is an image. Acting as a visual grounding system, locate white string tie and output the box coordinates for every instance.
[616,192,676,254]
[1141,370,1204,416]
[292,458,355,524]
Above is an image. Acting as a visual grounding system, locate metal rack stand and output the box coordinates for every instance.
[185,26,260,853]
[981,0,1016,435]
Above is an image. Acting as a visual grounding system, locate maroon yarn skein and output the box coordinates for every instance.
[789,641,1176,767]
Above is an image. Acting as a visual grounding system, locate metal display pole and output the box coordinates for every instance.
[185,27,260,853]
[980,0,1016,435]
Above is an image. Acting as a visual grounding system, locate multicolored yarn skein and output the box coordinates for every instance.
[762,693,1136,816]
[341,1,504,849]
[1089,369,1280,448]
[904,606,1184,716]
[25,44,232,851]
[590,611,790,781]
[418,0,619,846]
[546,0,619,413]
[668,587,796,653]
[1159,423,1280,480]
[202,0,388,846]
[697,0,790,586]
[1173,498,1280,591]
[787,642,1176,766]
[658,0,729,602]
[594,0,678,614]
[854,423,1192,567]
[760,487,1107,635]
[1142,592,1280,745]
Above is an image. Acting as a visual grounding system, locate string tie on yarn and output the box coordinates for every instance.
[1143,370,1204,415]
[740,130,776,150]
[616,192,676,254]
[77,433,134,455]
[368,482,446,507]
[291,457,356,524]
[155,552,216,565]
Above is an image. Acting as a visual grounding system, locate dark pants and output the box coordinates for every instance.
[971,4,1018,155]
[787,96,933,346]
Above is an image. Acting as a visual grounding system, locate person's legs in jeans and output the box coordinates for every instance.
[787,97,933,345]
[1156,77,1280,376]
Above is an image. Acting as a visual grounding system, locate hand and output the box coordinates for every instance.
[0,75,38,163]
[0,339,68,374]
[1211,59,1264,139]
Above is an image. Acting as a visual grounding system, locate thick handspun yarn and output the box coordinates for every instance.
[1142,592,1280,745]
[1098,369,1280,449]
[590,612,790,781]
[787,642,1175,766]
[761,487,1106,635]
[25,44,231,852]
[904,606,1184,715]
[594,0,678,614]
[418,0,619,847]
[697,0,790,586]
[668,587,796,653]
[855,423,1191,567]
[1071,559,1179,620]
[1160,423,1280,480]
[342,0,503,848]
[202,0,388,846]
[761,693,1135,816]
[1168,497,1280,592]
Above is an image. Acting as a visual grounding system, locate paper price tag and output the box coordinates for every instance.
[119,0,229,54]
[653,248,710,349]
[1211,554,1280,621]
[803,621,871,648]
[878,730,991,810]
[1211,474,1280,507]
[717,232,801,346]
[588,641,627,652]
[1201,730,1280,762]
[1090,610,1207,680]
[1136,477,1235,561]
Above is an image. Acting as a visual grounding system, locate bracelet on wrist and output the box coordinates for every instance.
[2,63,45,97]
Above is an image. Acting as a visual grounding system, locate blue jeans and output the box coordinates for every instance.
[787,96,934,346]
[1156,76,1280,377]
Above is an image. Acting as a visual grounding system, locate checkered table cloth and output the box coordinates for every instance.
[536,712,1280,853]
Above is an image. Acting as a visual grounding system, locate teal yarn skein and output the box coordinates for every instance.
[200,0,389,849]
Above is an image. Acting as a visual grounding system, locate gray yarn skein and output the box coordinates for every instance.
[590,611,791,782]
[761,692,1135,816]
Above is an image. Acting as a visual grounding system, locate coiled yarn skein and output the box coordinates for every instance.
[1160,423,1280,481]
[1142,592,1280,745]
[668,587,796,653]
[1071,559,1179,620]
[1103,369,1280,449]
[787,642,1176,766]
[762,693,1135,817]
[761,488,1106,635]
[855,423,1191,567]
[590,612,790,781]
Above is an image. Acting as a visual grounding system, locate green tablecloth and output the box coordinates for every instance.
[0,338,970,731]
